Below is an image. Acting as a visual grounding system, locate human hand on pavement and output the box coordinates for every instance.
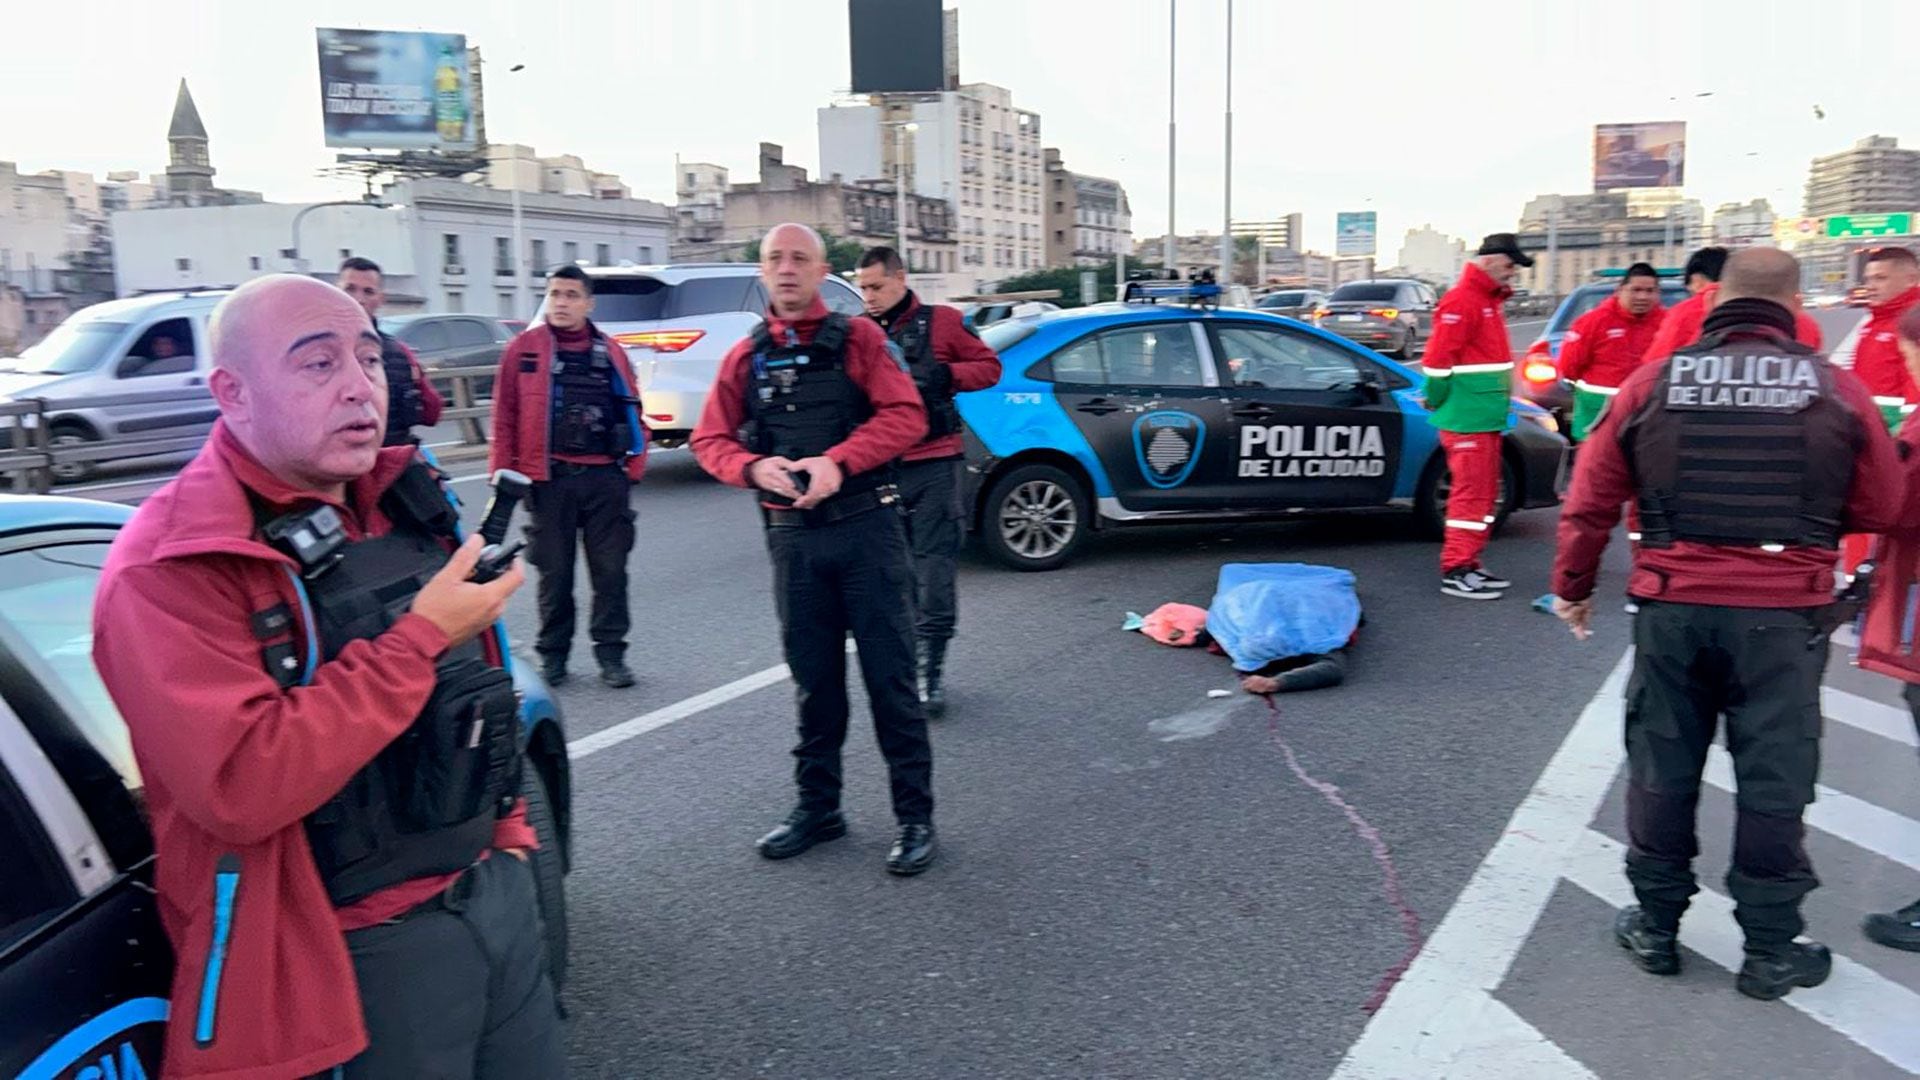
[410,536,524,647]
[749,456,804,501]
[788,455,845,510]
[1553,596,1593,641]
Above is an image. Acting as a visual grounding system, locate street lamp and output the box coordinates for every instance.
[886,120,919,270]
[286,198,391,275]
[506,63,528,316]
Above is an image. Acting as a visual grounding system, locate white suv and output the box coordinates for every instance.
[533,264,866,448]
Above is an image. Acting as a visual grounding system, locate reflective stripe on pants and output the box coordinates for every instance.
[1439,430,1502,574]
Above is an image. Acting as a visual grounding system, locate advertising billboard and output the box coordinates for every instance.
[317,28,475,150]
[1594,122,1685,189]
[1335,211,1377,257]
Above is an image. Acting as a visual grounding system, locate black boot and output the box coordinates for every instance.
[756,808,846,860]
[539,654,569,687]
[1862,898,1920,952]
[598,659,636,689]
[886,823,937,876]
[1613,906,1681,976]
[1737,941,1832,1000]
[918,638,948,719]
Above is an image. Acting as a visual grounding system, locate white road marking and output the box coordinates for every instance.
[1563,829,1920,1076]
[1822,686,1919,749]
[1702,748,1920,872]
[1329,650,1632,1079]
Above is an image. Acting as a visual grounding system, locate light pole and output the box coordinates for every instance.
[1219,0,1233,284]
[1163,0,1177,272]
[287,199,387,275]
[506,63,528,316]
[893,121,919,268]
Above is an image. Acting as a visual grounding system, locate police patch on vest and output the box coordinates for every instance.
[1132,410,1205,489]
[1666,352,1821,413]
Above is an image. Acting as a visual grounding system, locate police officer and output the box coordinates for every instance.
[691,223,937,875]
[337,256,445,446]
[490,265,648,689]
[92,275,564,1077]
[1552,248,1903,1000]
[854,245,1002,717]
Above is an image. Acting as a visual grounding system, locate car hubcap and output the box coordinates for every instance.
[49,434,87,481]
[999,480,1077,560]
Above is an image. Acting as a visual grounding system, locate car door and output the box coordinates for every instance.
[95,314,219,442]
[444,317,503,372]
[1041,320,1234,511]
[0,528,170,1080]
[1208,320,1405,508]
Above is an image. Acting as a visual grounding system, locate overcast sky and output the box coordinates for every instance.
[6,0,1916,258]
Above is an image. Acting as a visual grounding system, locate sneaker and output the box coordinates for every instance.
[1736,941,1832,1000]
[1472,567,1513,590]
[1613,906,1681,975]
[1863,898,1920,952]
[1441,570,1506,600]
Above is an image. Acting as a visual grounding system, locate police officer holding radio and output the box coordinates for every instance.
[1552,248,1903,1001]
[855,245,1002,717]
[490,265,649,689]
[337,256,446,446]
[692,223,938,875]
[92,275,563,1078]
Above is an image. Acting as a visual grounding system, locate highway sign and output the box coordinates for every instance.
[1826,213,1913,238]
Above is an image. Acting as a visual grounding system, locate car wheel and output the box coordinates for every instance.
[48,421,101,483]
[522,764,568,990]
[981,462,1089,571]
[1414,451,1520,539]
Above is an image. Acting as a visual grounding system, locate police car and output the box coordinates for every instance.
[958,282,1569,570]
[0,494,573,1078]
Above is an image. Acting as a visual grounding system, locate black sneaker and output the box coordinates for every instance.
[539,656,569,687]
[1613,906,1681,975]
[1441,569,1505,600]
[757,808,847,860]
[1737,941,1832,1000]
[1863,898,1920,952]
[1472,567,1513,590]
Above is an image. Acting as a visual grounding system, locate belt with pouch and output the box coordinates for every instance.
[762,484,900,528]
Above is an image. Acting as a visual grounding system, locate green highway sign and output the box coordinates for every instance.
[1826,213,1913,238]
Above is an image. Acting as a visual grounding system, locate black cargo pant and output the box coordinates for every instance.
[332,855,565,1079]
[528,462,634,665]
[899,457,965,643]
[1624,600,1825,951]
[768,502,934,824]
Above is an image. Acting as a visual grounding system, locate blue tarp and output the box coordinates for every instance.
[1206,563,1362,672]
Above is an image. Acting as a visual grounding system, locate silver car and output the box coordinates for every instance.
[531,264,866,449]
[0,291,228,481]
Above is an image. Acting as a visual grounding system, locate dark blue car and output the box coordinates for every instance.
[0,494,571,1079]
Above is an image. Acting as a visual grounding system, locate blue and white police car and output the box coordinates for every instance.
[958,282,1570,570]
[0,493,573,1078]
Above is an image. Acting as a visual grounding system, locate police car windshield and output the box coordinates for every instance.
[1549,283,1690,333]
[2,320,126,375]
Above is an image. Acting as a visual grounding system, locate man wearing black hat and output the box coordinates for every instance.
[1420,233,1534,600]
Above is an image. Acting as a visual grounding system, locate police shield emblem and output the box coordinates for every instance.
[1132,410,1206,489]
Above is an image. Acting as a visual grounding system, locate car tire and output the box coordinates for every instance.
[522,764,568,991]
[47,420,101,484]
[980,462,1089,572]
[1394,328,1418,360]
[1413,450,1520,540]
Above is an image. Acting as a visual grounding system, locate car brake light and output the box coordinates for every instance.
[1313,308,1332,320]
[615,329,706,353]
[1368,308,1399,320]
[1523,361,1559,384]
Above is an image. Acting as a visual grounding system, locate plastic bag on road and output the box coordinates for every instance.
[1122,602,1211,646]
[1206,563,1361,673]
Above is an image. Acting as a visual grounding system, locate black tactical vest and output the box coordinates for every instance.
[743,314,886,506]
[380,332,424,447]
[549,335,629,456]
[887,305,961,439]
[1625,329,1857,550]
[254,463,522,906]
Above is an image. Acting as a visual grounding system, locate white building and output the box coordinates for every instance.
[820,82,1043,287]
[1711,198,1777,248]
[1395,224,1467,285]
[0,162,73,296]
[111,178,670,318]
[485,144,631,201]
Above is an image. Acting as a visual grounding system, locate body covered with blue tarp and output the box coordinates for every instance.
[1206,563,1362,673]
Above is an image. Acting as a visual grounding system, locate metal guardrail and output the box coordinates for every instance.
[12,369,496,504]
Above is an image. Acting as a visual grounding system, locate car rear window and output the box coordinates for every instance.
[584,275,755,322]
[1329,283,1399,302]
[1262,291,1308,307]
[1548,283,1691,333]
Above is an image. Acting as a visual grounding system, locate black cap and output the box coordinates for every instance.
[1477,233,1535,268]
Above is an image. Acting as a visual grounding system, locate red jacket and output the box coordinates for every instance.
[876,292,1003,462]
[1857,409,1920,682]
[1848,285,1920,403]
[488,322,648,482]
[384,334,446,432]
[1557,296,1666,388]
[1553,326,1902,608]
[692,296,927,492]
[1426,262,1515,372]
[1643,284,1823,364]
[93,423,533,1080]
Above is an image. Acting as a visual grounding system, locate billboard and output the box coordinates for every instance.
[849,0,944,93]
[317,28,476,150]
[1336,211,1377,257]
[1594,121,1685,189]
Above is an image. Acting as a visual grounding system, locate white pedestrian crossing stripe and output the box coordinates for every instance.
[1336,647,1920,1079]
